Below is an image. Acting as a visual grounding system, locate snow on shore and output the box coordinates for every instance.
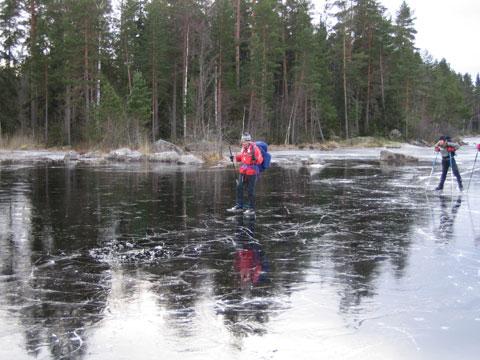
[1,137,479,168]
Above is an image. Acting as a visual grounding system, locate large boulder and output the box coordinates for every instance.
[177,154,204,165]
[147,151,181,163]
[106,148,144,162]
[64,151,79,161]
[152,139,184,154]
[389,129,403,140]
[379,150,418,164]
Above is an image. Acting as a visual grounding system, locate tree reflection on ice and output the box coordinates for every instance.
[0,161,479,359]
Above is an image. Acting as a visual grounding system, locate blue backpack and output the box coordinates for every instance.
[255,141,271,172]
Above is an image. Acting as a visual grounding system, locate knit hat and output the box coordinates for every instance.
[241,132,252,142]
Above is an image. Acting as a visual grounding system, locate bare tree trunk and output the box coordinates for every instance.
[282,49,288,124]
[195,26,208,140]
[248,82,255,132]
[355,95,360,136]
[216,57,223,156]
[247,0,257,131]
[31,88,37,138]
[310,99,315,143]
[343,27,349,139]
[96,35,101,106]
[64,85,71,146]
[304,95,308,140]
[19,76,28,134]
[405,80,410,139]
[285,82,301,145]
[182,21,190,143]
[84,19,90,124]
[152,68,158,141]
[365,29,372,134]
[150,16,159,142]
[120,0,132,95]
[260,28,267,128]
[44,62,48,144]
[282,16,288,122]
[171,61,177,142]
[235,0,241,88]
[29,0,38,138]
[29,0,37,50]
[379,50,386,132]
[313,101,325,142]
[214,64,218,135]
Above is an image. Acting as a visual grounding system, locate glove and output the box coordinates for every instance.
[229,155,234,162]
[434,146,440,152]
[446,146,455,153]
[476,143,480,151]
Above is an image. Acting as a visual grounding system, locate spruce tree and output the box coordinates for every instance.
[127,71,151,145]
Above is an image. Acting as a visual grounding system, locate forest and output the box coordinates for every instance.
[1,0,479,150]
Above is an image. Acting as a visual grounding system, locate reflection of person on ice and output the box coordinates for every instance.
[437,195,462,240]
[227,133,263,217]
[434,135,463,191]
[233,216,268,288]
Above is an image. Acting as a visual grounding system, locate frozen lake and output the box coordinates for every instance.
[1,141,480,359]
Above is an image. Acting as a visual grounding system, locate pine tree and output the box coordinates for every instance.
[282,0,316,144]
[127,71,151,145]
[144,0,172,141]
[211,0,236,146]
[117,0,145,96]
[95,75,126,147]
[331,0,354,138]
[0,0,23,137]
[349,0,387,135]
[0,0,23,67]
[474,75,480,132]
[388,0,420,138]
[246,0,282,137]
[310,21,337,141]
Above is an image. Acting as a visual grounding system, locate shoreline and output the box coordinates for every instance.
[1,136,477,168]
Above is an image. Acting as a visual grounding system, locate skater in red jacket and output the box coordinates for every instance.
[227,132,263,216]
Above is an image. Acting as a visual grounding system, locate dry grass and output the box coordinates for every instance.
[270,137,402,151]
[200,151,224,165]
[0,134,41,150]
[137,139,153,155]
[342,136,401,148]
[0,135,403,155]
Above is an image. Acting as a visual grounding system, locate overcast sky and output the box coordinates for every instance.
[312,0,480,79]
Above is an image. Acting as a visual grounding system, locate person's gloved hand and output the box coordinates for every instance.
[476,143,480,151]
[435,146,440,152]
[229,155,234,162]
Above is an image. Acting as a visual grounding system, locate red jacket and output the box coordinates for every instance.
[235,142,263,175]
[235,248,262,286]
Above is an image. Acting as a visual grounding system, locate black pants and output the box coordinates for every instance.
[438,156,462,189]
[236,174,257,209]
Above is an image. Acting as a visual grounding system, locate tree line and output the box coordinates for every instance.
[1,0,479,149]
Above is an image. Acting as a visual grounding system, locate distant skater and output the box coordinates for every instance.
[434,135,463,191]
[227,133,263,216]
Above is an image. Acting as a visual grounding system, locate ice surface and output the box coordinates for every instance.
[1,144,480,359]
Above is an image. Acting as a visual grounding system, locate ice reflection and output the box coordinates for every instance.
[233,217,269,289]
[435,195,462,242]
[0,161,479,359]
[0,169,110,360]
